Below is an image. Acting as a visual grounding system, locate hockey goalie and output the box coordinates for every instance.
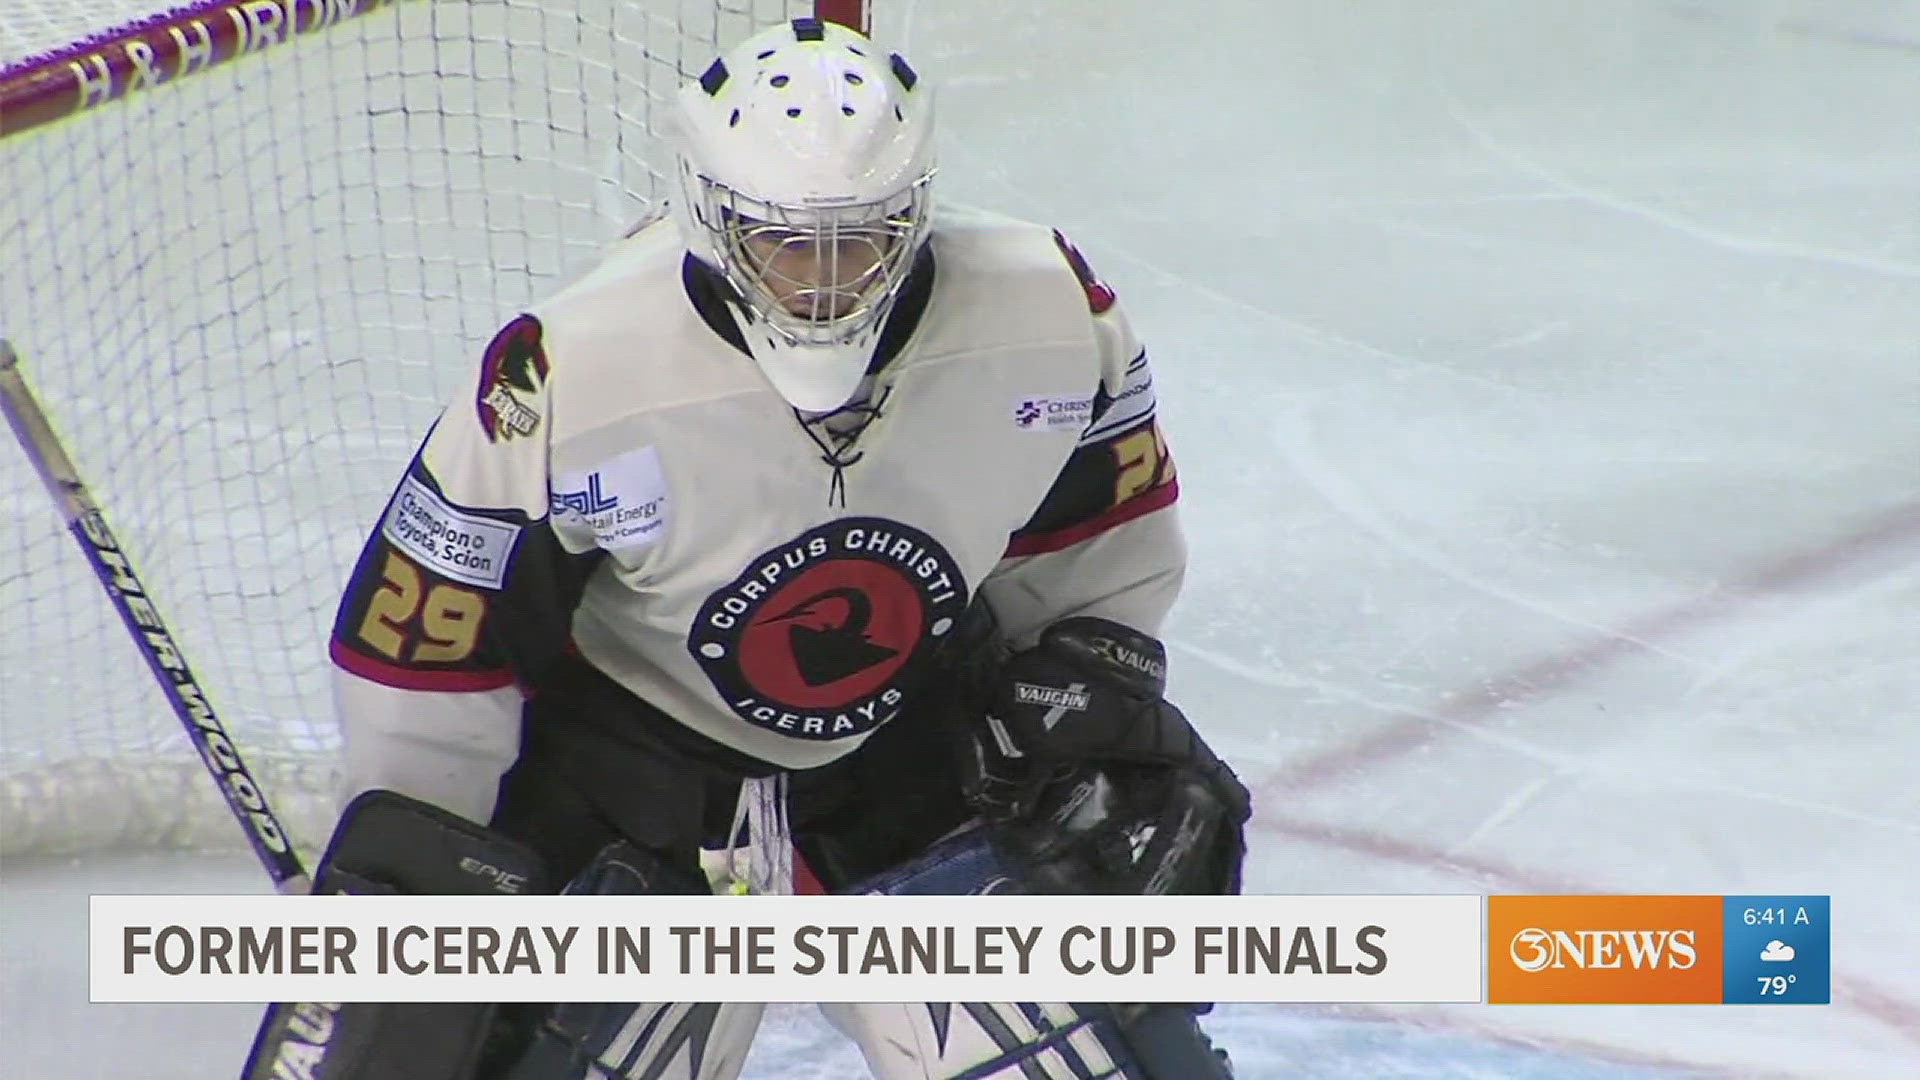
[246,17,1249,1080]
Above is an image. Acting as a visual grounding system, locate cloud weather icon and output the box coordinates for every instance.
[1761,940,1795,962]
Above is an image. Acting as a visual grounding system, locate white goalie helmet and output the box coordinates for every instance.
[669,18,935,412]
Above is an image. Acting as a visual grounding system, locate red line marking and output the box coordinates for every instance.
[1264,502,1920,793]
[1238,502,1920,1052]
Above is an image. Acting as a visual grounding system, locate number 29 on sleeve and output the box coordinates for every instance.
[357,551,487,663]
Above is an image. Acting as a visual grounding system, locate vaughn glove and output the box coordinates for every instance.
[958,616,1250,894]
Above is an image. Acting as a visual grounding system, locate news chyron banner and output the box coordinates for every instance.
[1488,895,1831,1005]
[90,894,1831,1005]
[93,895,1483,1004]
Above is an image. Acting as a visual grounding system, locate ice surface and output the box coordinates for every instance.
[4,0,1918,1076]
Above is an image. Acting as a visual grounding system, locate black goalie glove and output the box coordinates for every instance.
[958,616,1251,895]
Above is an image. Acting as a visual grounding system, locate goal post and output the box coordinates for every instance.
[0,0,864,860]
[1,0,874,139]
[1,1,409,139]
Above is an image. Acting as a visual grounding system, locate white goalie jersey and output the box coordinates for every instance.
[327,206,1184,824]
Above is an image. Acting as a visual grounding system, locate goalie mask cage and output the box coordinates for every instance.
[1,0,867,858]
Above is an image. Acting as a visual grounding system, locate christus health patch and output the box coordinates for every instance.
[550,446,671,555]
[380,475,519,590]
[1012,394,1095,433]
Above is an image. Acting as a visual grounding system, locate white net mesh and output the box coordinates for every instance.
[1,0,817,857]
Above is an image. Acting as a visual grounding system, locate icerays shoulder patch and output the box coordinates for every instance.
[477,314,549,442]
[1052,229,1116,314]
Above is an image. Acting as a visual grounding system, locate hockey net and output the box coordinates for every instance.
[1,0,862,858]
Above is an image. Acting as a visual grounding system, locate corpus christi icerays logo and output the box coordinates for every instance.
[688,517,968,740]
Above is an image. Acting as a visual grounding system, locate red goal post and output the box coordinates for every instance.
[1,1,871,138]
[0,0,868,859]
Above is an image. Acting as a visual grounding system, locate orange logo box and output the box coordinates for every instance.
[1488,896,1723,1004]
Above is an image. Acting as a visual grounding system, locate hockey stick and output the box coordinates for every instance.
[1,339,310,894]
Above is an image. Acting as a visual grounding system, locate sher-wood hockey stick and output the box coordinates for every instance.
[1,339,310,894]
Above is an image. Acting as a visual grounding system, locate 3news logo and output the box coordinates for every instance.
[1487,896,1828,1004]
[1488,896,1722,1003]
[1506,925,1698,973]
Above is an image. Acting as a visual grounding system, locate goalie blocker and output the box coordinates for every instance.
[243,790,551,1080]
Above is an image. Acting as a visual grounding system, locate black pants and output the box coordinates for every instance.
[487,652,974,893]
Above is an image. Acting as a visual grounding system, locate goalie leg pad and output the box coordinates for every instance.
[837,831,1232,1078]
[243,790,550,1080]
[823,1001,1231,1080]
[489,840,764,1080]
[823,1001,1132,1080]
[822,1001,1232,1080]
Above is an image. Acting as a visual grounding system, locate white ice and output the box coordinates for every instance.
[5,0,1919,1077]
